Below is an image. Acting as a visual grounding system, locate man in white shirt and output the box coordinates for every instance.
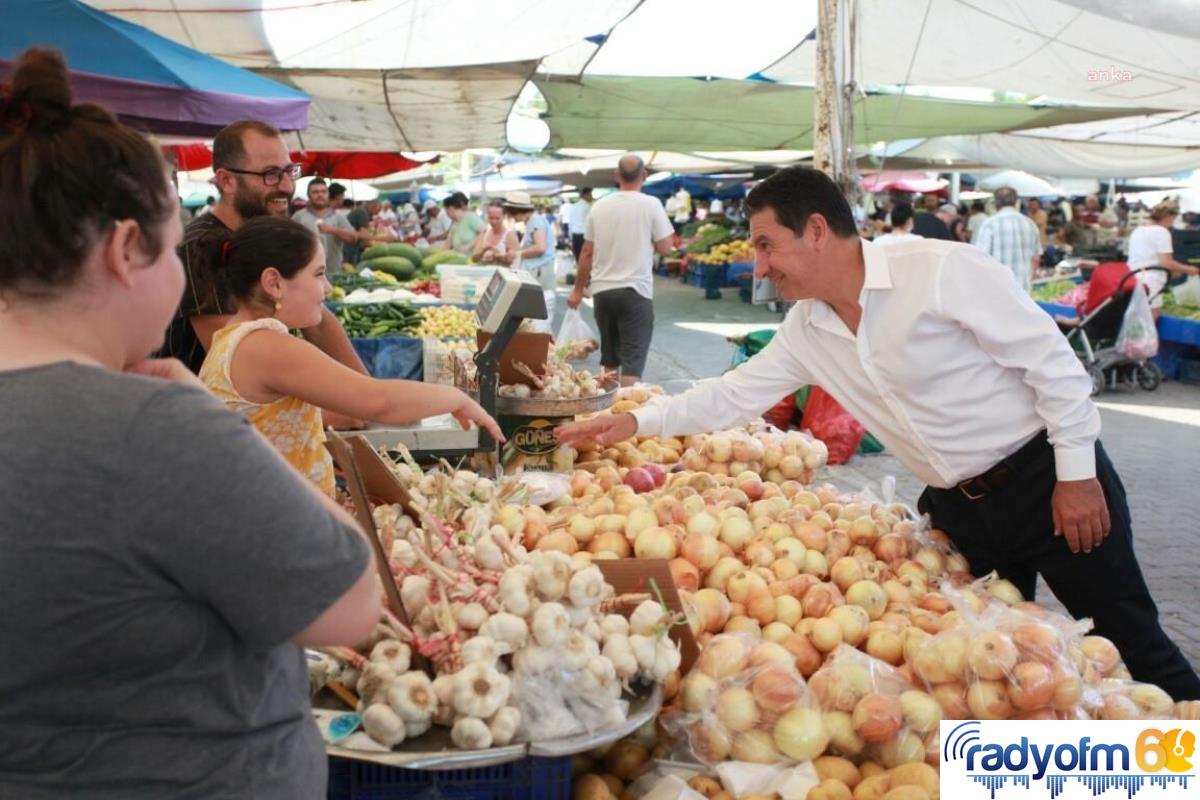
[973,186,1041,292]
[558,167,1199,700]
[291,178,357,272]
[568,154,674,386]
[871,200,922,247]
[567,187,593,262]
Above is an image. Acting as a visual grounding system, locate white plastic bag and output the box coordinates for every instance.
[1116,285,1159,360]
[1174,275,1200,308]
[554,307,600,360]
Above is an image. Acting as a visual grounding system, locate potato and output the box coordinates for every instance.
[688,776,723,798]
[887,763,938,800]
[859,762,886,779]
[880,788,930,800]
[813,756,862,789]
[808,779,853,800]
[852,774,891,800]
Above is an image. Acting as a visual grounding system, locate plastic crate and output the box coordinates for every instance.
[327,754,572,800]
[1181,359,1200,385]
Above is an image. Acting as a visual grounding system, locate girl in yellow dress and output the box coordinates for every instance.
[201,217,501,494]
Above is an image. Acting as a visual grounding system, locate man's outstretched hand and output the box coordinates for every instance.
[556,412,638,449]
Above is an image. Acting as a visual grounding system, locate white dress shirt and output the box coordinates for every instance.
[632,239,1100,489]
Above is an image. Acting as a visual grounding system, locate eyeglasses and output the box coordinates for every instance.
[222,163,302,186]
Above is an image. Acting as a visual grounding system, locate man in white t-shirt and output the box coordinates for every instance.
[568,154,674,385]
[567,187,592,261]
[871,200,922,247]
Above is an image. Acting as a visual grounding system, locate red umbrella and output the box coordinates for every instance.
[291,151,431,180]
[860,171,947,194]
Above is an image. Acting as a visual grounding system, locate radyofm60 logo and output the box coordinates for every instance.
[940,720,1197,798]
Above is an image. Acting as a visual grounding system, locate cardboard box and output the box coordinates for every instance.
[477,330,552,387]
[595,559,700,675]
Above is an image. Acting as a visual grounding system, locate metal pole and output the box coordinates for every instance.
[814,0,855,198]
[950,172,961,204]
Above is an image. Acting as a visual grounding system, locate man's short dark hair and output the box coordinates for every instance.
[744,167,857,238]
[443,191,470,210]
[994,187,1018,208]
[580,187,593,198]
[890,201,914,228]
[328,182,347,200]
[212,120,283,170]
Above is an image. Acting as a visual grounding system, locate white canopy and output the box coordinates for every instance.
[89,0,1200,154]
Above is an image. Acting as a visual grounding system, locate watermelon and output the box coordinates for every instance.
[361,256,416,280]
[421,250,471,270]
[361,243,423,264]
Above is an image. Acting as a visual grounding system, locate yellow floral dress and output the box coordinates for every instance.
[200,318,335,496]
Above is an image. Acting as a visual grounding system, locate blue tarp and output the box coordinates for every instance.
[641,176,748,201]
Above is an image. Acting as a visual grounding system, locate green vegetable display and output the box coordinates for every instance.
[1030,279,1078,303]
[332,302,421,338]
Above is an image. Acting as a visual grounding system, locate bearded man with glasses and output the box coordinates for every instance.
[160,121,367,427]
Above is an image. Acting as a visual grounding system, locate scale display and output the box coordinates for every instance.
[475,269,548,333]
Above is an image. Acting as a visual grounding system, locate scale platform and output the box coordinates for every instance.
[354,415,480,461]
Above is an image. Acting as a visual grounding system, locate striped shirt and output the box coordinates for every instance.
[159,213,233,374]
[972,207,1041,292]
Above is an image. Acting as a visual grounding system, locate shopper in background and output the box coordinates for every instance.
[1127,203,1200,318]
[1027,197,1049,247]
[568,154,674,386]
[499,191,557,327]
[911,199,954,240]
[973,186,1042,292]
[444,191,485,254]
[966,199,989,241]
[160,121,366,387]
[568,187,593,261]
[559,165,1200,701]
[871,200,921,246]
[201,217,502,494]
[424,197,452,247]
[473,202,511,264]
[292,178,357,272]
[0,48,382,799]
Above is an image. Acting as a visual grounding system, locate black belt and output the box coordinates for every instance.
[950,430,1050,501]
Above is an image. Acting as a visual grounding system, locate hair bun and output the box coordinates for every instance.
[2,48,72,133]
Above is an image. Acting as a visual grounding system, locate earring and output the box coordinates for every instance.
[274,302,282,311]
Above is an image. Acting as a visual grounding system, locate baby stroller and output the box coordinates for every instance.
[1060,263,1170,396]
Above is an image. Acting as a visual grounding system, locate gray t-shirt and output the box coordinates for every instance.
[0,363,370,799]
[292,207,354,272]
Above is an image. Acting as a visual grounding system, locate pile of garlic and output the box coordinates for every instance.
[330,477,682,752]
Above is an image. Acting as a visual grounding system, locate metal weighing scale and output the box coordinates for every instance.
[355,268,549,460]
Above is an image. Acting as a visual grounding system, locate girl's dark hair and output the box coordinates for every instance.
[0,48,175,298]
[220,216,320,302]
[443,191,470,209]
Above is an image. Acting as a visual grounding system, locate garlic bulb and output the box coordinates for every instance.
[390,539,417,568]
[563,630,600,670]
[603,634,639,680]
[512,644,557,674]
[369,639,411,674]
[452,662,510,719]
[462,635,503,666]
[568,566,606,608]
[630,633,682,682]
[451,717,493,750]
[530,551,573,601]
[630,600,665,637]
[499,566,535,616]
[566,603,593,629]
[479,612,529,653]
[582,619,604,643]
[356,662,398,706]
[387,671,438,724]
[531,602,570,648]
[456,602,489,631]
[601,614,630,638]
[474,536,505,571]
[400,574,431,617]
[489,706,521,746]
[362,703,406,747]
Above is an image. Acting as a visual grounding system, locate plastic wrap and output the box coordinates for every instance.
[664,633,825,767]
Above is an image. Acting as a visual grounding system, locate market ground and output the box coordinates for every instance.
[556,272,1200,673]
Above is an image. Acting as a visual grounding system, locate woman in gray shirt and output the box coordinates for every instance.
[0,48,380,799]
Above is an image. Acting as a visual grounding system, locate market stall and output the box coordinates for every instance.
[308,272,1199,800]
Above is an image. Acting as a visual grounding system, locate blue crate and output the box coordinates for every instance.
[327,754,572,800]
[725,261,754,286]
